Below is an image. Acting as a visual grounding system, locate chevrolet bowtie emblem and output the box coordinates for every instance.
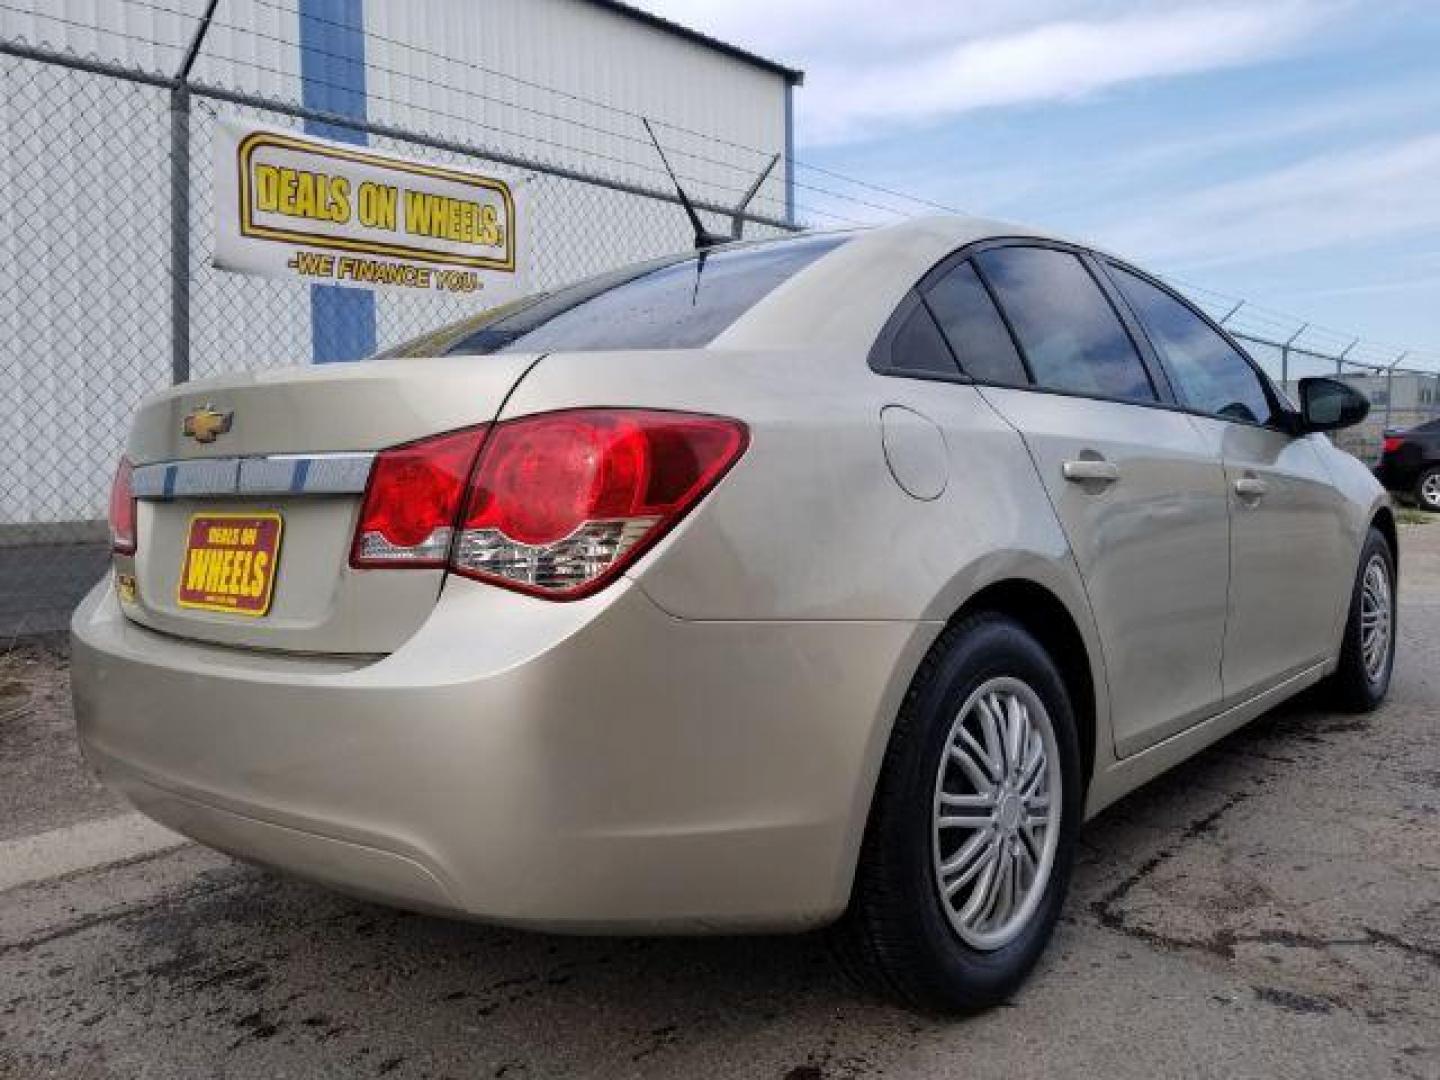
[182,405,233,444]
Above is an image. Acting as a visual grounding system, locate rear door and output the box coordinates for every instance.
[950,244,1231,757]
[1104,262,1351,702]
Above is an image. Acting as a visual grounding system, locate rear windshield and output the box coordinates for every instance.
[385,234,846,358]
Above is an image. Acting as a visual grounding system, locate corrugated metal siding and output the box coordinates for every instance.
[0,0,196,76]
[362,0,788,214]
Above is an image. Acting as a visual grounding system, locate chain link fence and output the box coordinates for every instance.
[4,25,1438,638]
[0,36,792,637]
[1226,332,1440,466]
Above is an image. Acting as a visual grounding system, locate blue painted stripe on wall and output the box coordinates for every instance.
[298,0,376,363]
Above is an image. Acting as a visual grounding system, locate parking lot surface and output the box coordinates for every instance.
[2,528,1438,1080]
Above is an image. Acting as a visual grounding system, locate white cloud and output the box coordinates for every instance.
[1089,131,1440,267]
[635,1,1335,144]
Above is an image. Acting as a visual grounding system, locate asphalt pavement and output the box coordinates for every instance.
[1,526,1437,1079]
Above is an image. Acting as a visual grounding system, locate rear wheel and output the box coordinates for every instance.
[1324,526,1396,712]
[1414,467,1440,512]
[835,613,1081,1013]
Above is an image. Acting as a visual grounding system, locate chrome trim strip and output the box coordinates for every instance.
[131,453,374,500]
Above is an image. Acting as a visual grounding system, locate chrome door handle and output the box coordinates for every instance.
[1062,459,1119,484]
[1234,476,1267,502]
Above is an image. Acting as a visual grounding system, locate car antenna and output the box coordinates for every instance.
[641,118,730,252]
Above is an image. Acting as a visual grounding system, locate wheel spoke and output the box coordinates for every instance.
[958,846,1001,925]
[940,831,994,896]
[1003,695,1026,780]
[972,844,1011,929]
[1015,835,1038,890]
[939,791,996,810]
[976,696,1005,774]
[990,846,1013,933]
[1019,821,1044,864]
[1019,735,1045,793]
[937,810,993,830]
[947,742,994,795]
[957,728,1000,783]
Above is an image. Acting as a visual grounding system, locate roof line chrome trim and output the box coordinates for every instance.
[132,452,375,500]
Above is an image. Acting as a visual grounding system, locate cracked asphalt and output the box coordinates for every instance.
[2,526,1438,1079]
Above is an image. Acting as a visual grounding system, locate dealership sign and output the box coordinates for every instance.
[214,119,526,298]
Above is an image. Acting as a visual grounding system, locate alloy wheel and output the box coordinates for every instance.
[931,677,1063,951]
[1360,554,1393,685]
[1423,472,1440,510]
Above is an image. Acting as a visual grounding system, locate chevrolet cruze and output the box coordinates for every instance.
[72,217,1395,1012]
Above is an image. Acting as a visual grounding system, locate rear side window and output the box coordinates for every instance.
[975,247,1156,403]
[1109,266,1274,426]
[875,292,960,377]
[445,234,846,355]
[923,261,1028,386]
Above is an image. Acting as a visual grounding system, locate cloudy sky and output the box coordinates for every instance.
[635,0,1440,359]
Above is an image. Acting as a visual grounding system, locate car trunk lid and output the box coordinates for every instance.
[118,353,538,653]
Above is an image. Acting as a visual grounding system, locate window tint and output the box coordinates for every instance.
[1110,266,1273,426]
[974,247,1156,402]
[923,261,1028,385]
[444,234,846,355]
[879,292,959,376]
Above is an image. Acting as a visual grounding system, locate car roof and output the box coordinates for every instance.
[715,214,1077,351]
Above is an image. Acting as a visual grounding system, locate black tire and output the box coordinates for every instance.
[1414,468,1440,512]
[1324,526,1396,712]
[834,612,1082,1013]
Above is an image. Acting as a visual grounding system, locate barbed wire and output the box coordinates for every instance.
[2,0,1436,369]
[2,0,940,224]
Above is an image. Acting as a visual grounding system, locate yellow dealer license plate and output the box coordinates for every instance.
[177,512,283,616]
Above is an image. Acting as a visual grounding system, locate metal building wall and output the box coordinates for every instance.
[359,0,794,349]
[0,0,793,527]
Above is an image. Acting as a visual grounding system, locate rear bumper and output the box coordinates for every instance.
[72,577,931,932]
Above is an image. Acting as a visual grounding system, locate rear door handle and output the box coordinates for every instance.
[1062,459,1119,484]
[1234,476,1267,502]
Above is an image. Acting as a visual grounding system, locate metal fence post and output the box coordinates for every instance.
[168,0,219,387]
[1384,352,1409,433]
[1280,323,1308,393]
[169,86,191,387]
[1335,337,1358,383]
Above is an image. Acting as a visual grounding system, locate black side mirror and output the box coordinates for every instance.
[1296,377,1370,433]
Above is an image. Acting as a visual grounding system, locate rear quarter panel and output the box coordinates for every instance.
[498,347,1091,626]
[500,347,1112,846]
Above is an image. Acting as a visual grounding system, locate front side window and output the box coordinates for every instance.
[974,247,1156,403]
[1110,266,1274,426]
[923,261,1028,386]
[443,234,847,355]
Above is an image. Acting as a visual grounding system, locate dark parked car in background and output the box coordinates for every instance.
[1376,420,1440,510]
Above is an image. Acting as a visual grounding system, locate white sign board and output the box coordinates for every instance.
[214,119,527,301]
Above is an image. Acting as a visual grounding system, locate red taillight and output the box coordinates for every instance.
[350,410,748,597]
[457,409,748,598]
[1382,435,1405,455]
[351,426,488,568]
[108,457,137,555]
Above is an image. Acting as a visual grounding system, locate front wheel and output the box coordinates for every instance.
[1323,526,1396,712]
[834,613,1081,1013]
